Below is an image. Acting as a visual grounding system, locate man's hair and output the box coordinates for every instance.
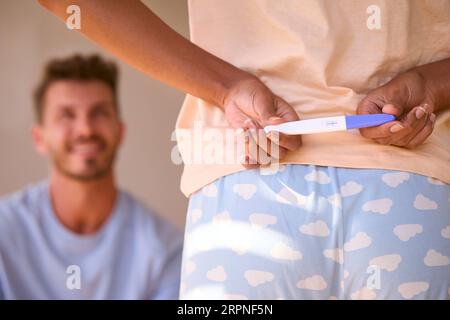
[34,54,119,123]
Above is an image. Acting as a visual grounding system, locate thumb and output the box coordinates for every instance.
[255,93,279,127]
[266,116,285,126]
[259,96,298,127]
[381,103,403,117]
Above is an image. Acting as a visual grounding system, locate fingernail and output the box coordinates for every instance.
[390,124,404,133]
[430,113,436,123]
[269,117,282,122]
[415,108,425,119]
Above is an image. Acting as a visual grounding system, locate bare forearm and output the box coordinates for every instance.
[37,0,252,107]
[414,58,450,112]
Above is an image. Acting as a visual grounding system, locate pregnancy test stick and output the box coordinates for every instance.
[264,114,396,135]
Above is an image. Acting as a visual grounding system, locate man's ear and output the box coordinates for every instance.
[32,124,48,155]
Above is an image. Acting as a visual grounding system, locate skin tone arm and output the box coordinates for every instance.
[39,0,238,107]
[39,0,450,151]
[37,0,302,166]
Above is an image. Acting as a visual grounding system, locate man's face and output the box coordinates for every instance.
[34,80,124,181]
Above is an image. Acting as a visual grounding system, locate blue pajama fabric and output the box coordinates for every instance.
[180,164,450,300]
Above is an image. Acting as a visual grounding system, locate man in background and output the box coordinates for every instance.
[0,54,182,299]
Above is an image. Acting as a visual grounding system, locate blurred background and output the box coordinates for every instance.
[0,0,189,228]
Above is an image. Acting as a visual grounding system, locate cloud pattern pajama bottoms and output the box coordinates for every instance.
[180,164,450,299]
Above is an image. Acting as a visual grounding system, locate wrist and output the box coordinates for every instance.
[217,71,261,111]
[413,68,438,111]
[413,59,450,112]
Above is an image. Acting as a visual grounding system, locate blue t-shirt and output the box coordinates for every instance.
[0,181,183,299]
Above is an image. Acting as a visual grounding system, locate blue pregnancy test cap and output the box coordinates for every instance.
[345,114,396,129]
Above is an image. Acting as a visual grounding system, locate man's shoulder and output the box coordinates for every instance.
[0,181,46,223]
[120,191,183,251]
[0,181,47,247]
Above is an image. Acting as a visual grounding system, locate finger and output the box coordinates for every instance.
[405,113,436,148]
[265,98,303,151]
[359,120,403,139]
[267,130,301,153]
[358,100,404,139]
[265,117,302,151]
[243,117,260,130]
[375,105,428,146]
[248,128,286,163]
[389,105,429,146]
[273,96,300,122]
[239,120,260,169]
[395,105,430,146]
[381,103,404,118]
[356,95,384,116]
[253,90,278,125]
[249,129,288,160]
[243,115,291,159]
[241,131,259,169]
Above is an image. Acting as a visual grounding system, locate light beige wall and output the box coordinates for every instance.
[0,0,190,228]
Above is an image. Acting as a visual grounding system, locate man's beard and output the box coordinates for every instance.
[55,155,116,181]
[49,136,118,181]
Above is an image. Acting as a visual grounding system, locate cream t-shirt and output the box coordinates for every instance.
[176,0,450,197]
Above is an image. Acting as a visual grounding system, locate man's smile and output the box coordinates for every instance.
[69,141,105,157]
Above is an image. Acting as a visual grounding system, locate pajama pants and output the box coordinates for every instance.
[180,164,450,300]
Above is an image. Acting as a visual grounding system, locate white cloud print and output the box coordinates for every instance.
[441,226,450,239]
[340,181,363,197]
[362,198,393,215]
[344,232,372,252]
[233,184,257,200]
[424,249,450,267]
[398,282,429,299]
[202,183,218,197]
[212,210,231,224]
[327,193,342,208]
[230,239,252,256]
[249,213,277,228]
[369,254,402,272]
[393,224,423,241]
[351,287,377,300]
[299,220,330,237]
[244,270,274,287]
[304,170,331,184]
[206,265,227,282]
[323,248,343,264]
[414,194,438,210]
[297,275,327,291]
[381,172,410,188]
[270,242,302,261]
[259,164,285,176]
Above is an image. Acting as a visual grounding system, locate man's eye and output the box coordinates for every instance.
[61,110,75,119]
[93,108,110,117]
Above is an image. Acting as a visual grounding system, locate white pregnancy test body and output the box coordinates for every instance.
[264,116,347,135]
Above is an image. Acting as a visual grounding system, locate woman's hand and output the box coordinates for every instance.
[223,77,302,168]
[356,70,436,148]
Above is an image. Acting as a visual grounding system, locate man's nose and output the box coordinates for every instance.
[75,115,95,136]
